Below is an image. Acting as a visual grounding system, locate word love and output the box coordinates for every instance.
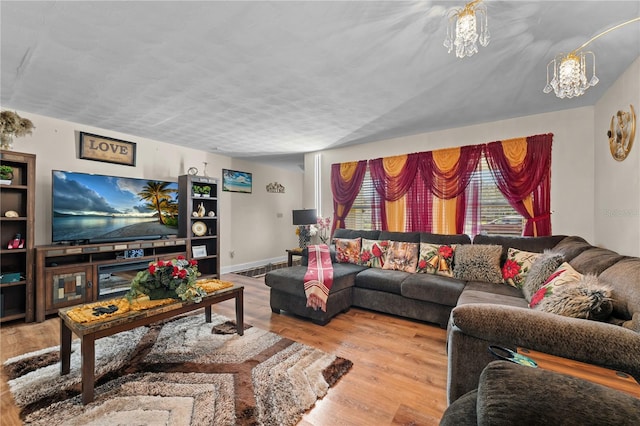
[87,139,129,155]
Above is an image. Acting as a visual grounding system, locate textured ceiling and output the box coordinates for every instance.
[2,1,639,171]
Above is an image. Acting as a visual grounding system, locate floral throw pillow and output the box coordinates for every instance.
[416,243,456,277]
[334,237,362,264]
[502,248,540,288]
[528,262,583,308]
[360,239,390,268]
[382,241,419,273]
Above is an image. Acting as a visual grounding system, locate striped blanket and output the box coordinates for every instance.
[304,244,334,312]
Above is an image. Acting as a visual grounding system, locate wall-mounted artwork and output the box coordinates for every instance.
[222,169,252,193]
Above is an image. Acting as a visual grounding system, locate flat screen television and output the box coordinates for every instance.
[52,170,179,244]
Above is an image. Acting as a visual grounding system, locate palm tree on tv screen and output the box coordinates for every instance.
[138,181,176,225]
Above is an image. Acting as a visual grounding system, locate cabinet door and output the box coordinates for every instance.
[45,265,93,313]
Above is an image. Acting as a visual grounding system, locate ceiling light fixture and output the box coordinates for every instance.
[444,0,489,58]
[544,17,640,99]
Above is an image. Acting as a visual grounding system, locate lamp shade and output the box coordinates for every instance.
[292,209,317,225]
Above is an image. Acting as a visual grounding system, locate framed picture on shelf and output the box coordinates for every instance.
[222,169,252,193]
[192,245,208,258]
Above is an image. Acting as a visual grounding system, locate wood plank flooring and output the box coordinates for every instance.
[0,273,448,425]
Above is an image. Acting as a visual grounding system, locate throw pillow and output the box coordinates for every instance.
[453,244,503,284]
[502,248,540,288]
[360,239,390,268]
[416,243,456,277]
[382,241,419,273]
[521,251,564,302]
[334,237,362,264]
[531,275,613,321]
[543,262,583,288]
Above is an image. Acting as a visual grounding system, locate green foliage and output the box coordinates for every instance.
[0,165,13,180]
[126,256,206,302]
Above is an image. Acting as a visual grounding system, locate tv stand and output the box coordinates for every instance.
[35,238,187,322]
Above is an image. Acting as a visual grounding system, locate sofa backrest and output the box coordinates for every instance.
[472,234,567,263]
[378,231,420,242]
[421,232,471,245]
[552,236,639,332]
[333,229,380,241]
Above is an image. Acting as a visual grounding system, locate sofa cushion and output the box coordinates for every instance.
[551,235,594,262]
[457,281,528,308]
[420,232,471,246]
[475,361,640,426]
[568,247,626,276]
[355,267,410,295]
[501,248,540,288]
[359,239,390,268]
[401,273,465,306]
[473,234,566,263]
[382,241,419,272]
[416,243,456,277]
[530,275,613,321]
[594,257,640,331]
[453,244,503,284]
[521,251,564,302]
[334,237,362,264]
[378,231,420,243]
[265,263,365,297]
[333,228,381,241]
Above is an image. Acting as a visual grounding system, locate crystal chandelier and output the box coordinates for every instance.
[444,0,489,58]
[544,17,640,99]
[544,51,598,99]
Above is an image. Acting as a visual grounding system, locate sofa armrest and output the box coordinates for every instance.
[447,303,640,403]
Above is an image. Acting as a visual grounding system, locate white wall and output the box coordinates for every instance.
[305,106,597,244]
[594,56,640,256]
[7,111,302,272]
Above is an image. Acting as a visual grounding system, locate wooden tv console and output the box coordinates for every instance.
[35,239,187,322]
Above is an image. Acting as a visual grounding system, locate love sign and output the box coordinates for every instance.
[79,132,137,166]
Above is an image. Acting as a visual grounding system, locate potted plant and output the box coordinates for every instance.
[0,165,13,185]
[0,110,35,150]
[200,185,211,197]
[193,186,202,197]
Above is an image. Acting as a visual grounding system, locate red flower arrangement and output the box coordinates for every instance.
[126,255,205,302]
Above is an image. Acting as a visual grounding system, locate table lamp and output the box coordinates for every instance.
[292,209,317,248]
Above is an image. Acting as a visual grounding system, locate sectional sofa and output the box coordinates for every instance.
[264,228,640,406]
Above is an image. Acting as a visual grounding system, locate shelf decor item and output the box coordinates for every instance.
[0,165,13,184]
[126,256,205,302]
[0,110,34,150]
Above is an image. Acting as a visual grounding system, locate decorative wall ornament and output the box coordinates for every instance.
[608,104,636,161]
[266,182,285,193]
[79,132,136,166]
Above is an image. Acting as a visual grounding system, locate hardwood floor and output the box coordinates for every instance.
[0,273,449,425]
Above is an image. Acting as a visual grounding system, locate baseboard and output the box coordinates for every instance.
[222,255,293,276]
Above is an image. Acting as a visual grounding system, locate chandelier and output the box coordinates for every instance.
[444,0,489,58]
[544,17,640,99]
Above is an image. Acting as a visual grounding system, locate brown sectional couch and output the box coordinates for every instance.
[264,229,640,407]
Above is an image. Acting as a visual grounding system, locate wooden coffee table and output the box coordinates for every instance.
[59,284,244,405]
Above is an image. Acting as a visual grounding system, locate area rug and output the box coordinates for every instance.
[4,313,352,425]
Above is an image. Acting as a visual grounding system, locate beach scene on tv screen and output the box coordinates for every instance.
[52,171,179,242]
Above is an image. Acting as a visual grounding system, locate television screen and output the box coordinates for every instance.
[52,170,179,244]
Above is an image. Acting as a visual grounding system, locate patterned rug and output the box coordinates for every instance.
[4,313,352,425]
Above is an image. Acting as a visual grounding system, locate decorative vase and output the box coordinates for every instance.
[0,132,14,150]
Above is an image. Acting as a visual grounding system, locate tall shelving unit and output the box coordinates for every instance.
[0,150,35,322]
[178,175,219,278]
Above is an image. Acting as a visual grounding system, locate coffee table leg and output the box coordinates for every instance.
[205,305,212,323]
[81,335,95,404]
[60,321,72,375]
[236,288,244,336]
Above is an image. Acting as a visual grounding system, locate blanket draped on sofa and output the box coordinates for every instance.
[304,244,334,312]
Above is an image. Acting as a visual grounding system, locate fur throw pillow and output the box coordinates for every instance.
[522,251,564,301]
[532,275,613,321]
[453,244,503,284]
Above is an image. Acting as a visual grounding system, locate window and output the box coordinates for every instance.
[345,155,524,236]
[465,157,524,236]
[344,169,376,230]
